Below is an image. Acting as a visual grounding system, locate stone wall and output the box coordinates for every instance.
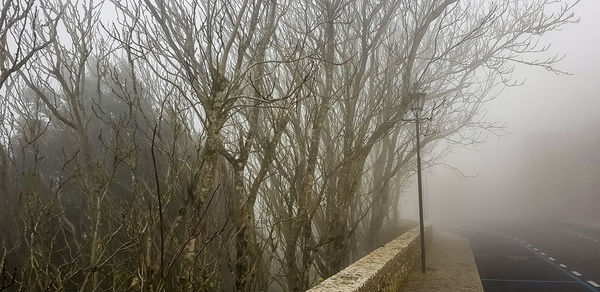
[307,225,432,292]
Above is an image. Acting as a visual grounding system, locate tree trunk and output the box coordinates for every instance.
[0,144,7,204]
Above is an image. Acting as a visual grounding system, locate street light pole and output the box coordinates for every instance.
[415,108,426,273]
[410,91,427,273]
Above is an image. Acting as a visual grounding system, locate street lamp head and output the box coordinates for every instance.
[410,91,427,113]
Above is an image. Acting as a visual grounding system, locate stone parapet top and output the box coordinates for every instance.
[307,224,431,292]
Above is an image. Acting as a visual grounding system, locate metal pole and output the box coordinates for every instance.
[415,110,426,273]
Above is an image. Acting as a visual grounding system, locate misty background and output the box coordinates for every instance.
[0,0,590,290]
[402,0,600,227]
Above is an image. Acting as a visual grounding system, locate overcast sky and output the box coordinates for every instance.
[401,0,600,227]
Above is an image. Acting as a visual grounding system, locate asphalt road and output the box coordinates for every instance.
[463,221,600,292]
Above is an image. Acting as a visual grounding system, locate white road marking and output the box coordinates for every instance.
[588,281,600,288]
[571,271,582,276]
[548,257,556,261]
[540,252,546,256]
[559,263,567,267]
[568,231,600,242]
[533,248,538,251]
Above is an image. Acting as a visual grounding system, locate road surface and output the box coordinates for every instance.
[463,221,600,292]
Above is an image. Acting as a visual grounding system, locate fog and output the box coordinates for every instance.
[402,0,600,228]
[0,0,595,290]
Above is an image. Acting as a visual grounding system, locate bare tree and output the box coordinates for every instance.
[0,0,58,89]
[0,0,579,291]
